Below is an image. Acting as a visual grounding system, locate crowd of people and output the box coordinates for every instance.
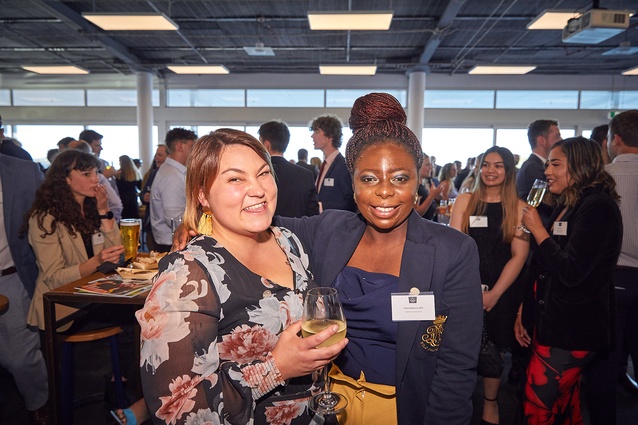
[0,103,636,425]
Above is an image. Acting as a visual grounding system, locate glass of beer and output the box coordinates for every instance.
[517,179,548,233]
[120,219,141,261]
[302,287,347,414]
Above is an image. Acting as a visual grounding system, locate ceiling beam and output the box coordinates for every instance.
[38,0,145,70]
[417,0,469,66]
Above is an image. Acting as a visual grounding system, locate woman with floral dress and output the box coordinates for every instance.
[136,129,347,425]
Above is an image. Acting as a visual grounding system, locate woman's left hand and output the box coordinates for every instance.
[514,313,531,348]
[95,184,109,211]
[482,290,500,312]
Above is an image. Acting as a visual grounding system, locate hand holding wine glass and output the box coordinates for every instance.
[517,179,548,233]
[302,287,348,414]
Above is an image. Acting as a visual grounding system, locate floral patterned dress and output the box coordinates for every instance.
[136,227,323,425]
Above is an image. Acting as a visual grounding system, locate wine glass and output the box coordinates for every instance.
[517,179,548,233]
[302,287,348,414]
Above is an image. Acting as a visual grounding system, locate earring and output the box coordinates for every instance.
[414,194,419,204]
[197,212,213,236]
[353,194,357,203]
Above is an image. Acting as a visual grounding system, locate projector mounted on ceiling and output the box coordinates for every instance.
[562,9,631,44]
[243,42,275,57]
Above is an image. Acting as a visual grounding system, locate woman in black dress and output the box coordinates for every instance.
[116,154,142,218]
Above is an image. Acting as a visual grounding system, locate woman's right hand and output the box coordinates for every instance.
[271,321,348,381]
[97,245,125,265]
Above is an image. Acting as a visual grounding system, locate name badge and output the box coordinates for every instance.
[323,178,335,187]
[92,232,105,246]
[553,221,568,236]
[469,216,488,228]
[391,292,436,321]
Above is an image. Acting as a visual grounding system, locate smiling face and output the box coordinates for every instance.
[545,146,572,195]
[479,152,506,187]
[154,145,169,167]
[353,142,418,232]
[198,144,277,239]
[66,167,100,204]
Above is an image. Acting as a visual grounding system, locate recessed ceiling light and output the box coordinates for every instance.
[622,66,638,75]
[308,11,393,30]
[21,65,89,75]
[319,65,377,75]
[527,10,579,30]
[469,65,536,74]
[167,65,229,74]
[82,13,178,31]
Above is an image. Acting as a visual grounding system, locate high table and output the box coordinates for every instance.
[43,273,149,424]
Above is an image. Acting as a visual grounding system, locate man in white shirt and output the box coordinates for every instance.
[150,128,197,252]
[585,110,638,425]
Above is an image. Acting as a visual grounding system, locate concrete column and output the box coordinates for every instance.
[407,71,426,144]
[136,71,154,174]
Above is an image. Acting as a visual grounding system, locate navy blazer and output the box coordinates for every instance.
[317,153,356,212]
[516,154,545,199]
[0,153,43,297]
[522,187,622,351]
[270,156,319,218]
[278,210,482,425]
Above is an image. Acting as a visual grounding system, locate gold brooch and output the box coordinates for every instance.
[420,315,448,352]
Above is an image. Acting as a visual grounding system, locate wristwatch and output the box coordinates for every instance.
[98,211,114,220]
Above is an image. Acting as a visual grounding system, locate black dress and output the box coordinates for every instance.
[468,202,522,349]
[116,178,141,218]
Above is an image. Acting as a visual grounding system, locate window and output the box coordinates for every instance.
[0,90,10,106]
[326,90,407,108]
[422,128,494,166]
[88,125,159,166]
[496,90,578,109]
[580,91,615,110]
[425,90,495,109]
[87,89,160,107]
[167,89,245,107]
[247,89,324,107]
[13,89,85,106]
[14,125,84,165]
[619,91,638,110]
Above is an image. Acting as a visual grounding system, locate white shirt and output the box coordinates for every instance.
[606,153,638,268]
[150,157,187,245]
[99,173,123,221]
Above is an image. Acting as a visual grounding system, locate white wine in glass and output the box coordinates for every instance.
[518,179,548,233]
[302,287,348,415]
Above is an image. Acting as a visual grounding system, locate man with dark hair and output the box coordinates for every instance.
[590,124,611,164]
[585,110,638,425]
[150,128,197,252]
[0,114,34,161]
[309,114,355,212]
[297,148,319,178]
[516,119,561,200]
[57,136,75,151]
[79,129,118,187]
[258,121,318,218]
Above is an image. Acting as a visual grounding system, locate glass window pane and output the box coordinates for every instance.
[580,91,614,110]
[14,125,84,166]
[167,89,245,107]
[87,89,159,107]
[422,128,494,166]
[496,91,578,109]
[425,90,494,109]
[0,89,10,106]
[198,125,245,136]
[619,91,638,109]
[88,125,159,166]
[326,90,407,108]
[247,89,324,107]
[13,89,85,106]
[496,129,531,161]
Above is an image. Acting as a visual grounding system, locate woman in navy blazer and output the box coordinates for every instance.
[515,137,622,424]
[279,93,482,424]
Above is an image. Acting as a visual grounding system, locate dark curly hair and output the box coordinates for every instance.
[26,150,102,238]
[345,92,423,174]
[309,115,343,148]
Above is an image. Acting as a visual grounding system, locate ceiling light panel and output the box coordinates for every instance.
[319,65,377,75]
[167,65,229,74]
[622,66,638,75]
[469,66,536,75]
[308,11,393,30]
[82,13,179,31]
[21,65,89,75]
[527,10,579,30]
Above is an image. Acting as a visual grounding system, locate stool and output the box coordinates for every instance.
[59,325,126,424]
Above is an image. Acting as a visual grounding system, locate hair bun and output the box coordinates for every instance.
[348,92,406,132]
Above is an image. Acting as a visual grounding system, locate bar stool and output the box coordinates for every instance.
[59,325,126,424]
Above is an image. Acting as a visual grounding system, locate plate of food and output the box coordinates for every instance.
[131,251,167,270]
[115,267,157,281]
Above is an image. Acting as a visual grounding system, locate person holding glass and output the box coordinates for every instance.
[514,137,622,425]
[278,93,483,424]
[136,129,347,425]
[450,146,530,425]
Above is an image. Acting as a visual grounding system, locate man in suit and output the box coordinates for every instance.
[0,153,50,424]
[516,119,562,199]
[296,148,319,178]
[259,121,319,218]
[310,114,356,212]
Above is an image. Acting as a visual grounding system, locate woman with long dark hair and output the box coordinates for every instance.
[515,137,622,424]
[450,146,529,425]
[116,154,142,218]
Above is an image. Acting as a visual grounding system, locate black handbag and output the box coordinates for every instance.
[477,313,504,378]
